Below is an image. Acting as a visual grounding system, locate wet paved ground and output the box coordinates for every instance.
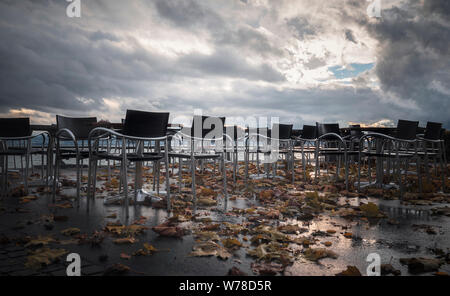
[0,164,449,276]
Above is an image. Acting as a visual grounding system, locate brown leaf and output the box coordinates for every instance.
[103,263,130,276]
[25,248,68,269]
[120,253,131,260]
[113,237,137,244]
[61,228,81,236]
[303,248,338,261]
[152,221,185,237]
[227,267,247,276]
[336,266,362,276]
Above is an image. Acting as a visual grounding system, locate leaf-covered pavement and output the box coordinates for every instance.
[0,161,449,276]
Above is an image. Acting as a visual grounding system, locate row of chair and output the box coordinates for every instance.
[0,112,447,217]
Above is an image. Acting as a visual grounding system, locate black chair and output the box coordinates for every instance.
[273,124,294,182]
[244,123,294,183]
[349,124,364,141]
[292,125,317,180]
[170,115,228,211]
[53,116,98,206]
[417,121,446,192]
[302,125,317,140]
[244,127,269,178]
[313,122,355,190]
[358,119,420,198]
[224,125,246,184]
[88,110,170,218]
[0,118,50,196]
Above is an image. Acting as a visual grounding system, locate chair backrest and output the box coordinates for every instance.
[349,124,364,139]
[301,125,316,139]
[424,121,443,140]
[291,129,302,137]
[396,119,419,140]
[271,123,293,139]
[123,110,169,138]
[316,122,340,139]
[225,125,246,141]
[191,115,225,139]
[56,115,97,140]
[0,118,31,138]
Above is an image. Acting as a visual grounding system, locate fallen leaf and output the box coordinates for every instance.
[251,262,284,275]
[197,197,217,206]
[336,266,362,276]
[113,237,137,244]
[400,257,443,274]
[359,202,384,218]
[103,263,130,276]
[189,241,231,260]
[61,228,81,236]
[20,195,38,204]
[25,248,67,269]
[195,231,220,242]
[303,248,338,261]
[120,253,131,260]
[222,238,242,250]
[25,236,55,248]
[152,221,185,237]
[227,267,248,276]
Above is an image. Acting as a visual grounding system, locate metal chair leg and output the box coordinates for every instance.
[122,160,129,219]
[244,149,249,190]
[76,155,81,208]
[165,152,171,211]
[52,152,59,203]
[156,160,160,195]
[417,156,422,195]
[178,157,182,194]
[222,154,228,212]
[24,150,30,195]
[192,157,196,212]
[439,143,446,192]
[291,149,295,184]
[233,149,237,184]
[357,153,362,192]
[152,161,156,192]
[87,157,93,211]
[1,155,6,197]
[345,153,349,191]
[92,159,98,200]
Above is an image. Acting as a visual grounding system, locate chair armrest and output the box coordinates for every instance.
[89,127,168,142]
[0,131,50,141]
[361,132,417,144]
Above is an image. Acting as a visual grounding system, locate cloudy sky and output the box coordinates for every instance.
[0,0,449,128]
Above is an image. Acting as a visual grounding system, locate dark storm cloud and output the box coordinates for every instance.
[153,0,224,29]
[423,0,450,18]
[285,16,318,39]
[156,82,411,128]
[0,0,285,118]
[178,49,285,82]
[214,26,285,58]
[0,0,448,128]
[345,29,357,43]
[364,0,450,126]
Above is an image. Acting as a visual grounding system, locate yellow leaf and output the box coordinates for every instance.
[61,228,81,236]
